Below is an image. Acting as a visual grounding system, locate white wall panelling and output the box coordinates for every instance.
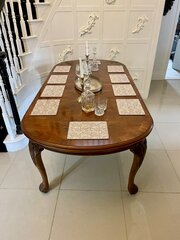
[31,0,165,98]
[130,0,158,8]
[102,11,126,40]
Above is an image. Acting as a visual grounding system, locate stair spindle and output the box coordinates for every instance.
[0,88,16,139]
[0,77,13,119]
[16,0,27,37]
[0,12,18,91]
[2,6,22,88]
[7,1,24,58]
[26,0,33,21]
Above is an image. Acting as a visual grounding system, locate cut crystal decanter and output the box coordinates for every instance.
[81,86,95,113]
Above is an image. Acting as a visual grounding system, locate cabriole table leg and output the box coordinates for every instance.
[128,139,147,194]
[29,141,49,193]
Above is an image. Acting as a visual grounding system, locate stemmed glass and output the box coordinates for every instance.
[91,47,99,71]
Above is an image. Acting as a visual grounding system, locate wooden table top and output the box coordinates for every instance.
[21,60,153,155]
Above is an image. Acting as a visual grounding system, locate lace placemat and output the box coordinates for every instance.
[67,121,109,139]
[31,99,60,115]
[53,66,71,73]
[116,99,145,115]
[47,75,68,84]
[108,65,124,72]
[41,85,65,97]
[112,84,136,96]
[109,74,129,83]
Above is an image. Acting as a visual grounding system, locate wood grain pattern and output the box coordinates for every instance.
[21,60,153,194]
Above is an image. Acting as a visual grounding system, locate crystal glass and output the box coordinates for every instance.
[91,47,99,71]
[95,96,108,116]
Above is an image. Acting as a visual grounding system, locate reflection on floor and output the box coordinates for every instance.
[166,59,180,79]
[1,79,180,240]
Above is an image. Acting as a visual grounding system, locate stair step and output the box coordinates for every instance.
[14,84,25,96]
[27,18,43,23]
[21,35,37,40]
[18,52,33,68]
[27,19,43,36]
[17,67,28,75]
[34,2,51,6]
[34,2,51,19]
[21,35,37,52]
[18,52,32,57]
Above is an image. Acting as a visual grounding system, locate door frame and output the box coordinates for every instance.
[164,0,180,79]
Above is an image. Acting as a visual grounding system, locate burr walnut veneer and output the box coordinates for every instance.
[21,60,153,194]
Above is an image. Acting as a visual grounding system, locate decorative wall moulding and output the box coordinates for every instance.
[106,0,116,4]
[109,48,120,60]
[132,16,148,34]
[58,45,73,63]
[79,13,99,37]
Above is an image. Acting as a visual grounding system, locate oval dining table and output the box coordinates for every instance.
[21,59,153,194]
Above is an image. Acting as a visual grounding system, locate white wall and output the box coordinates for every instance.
[31,0,165,98]
[152,0,180,80]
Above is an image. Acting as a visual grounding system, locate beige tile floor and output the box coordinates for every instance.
[1,79,180,240]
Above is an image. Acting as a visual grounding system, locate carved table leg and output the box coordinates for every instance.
[128,139,147,194]
[29,141,49,193]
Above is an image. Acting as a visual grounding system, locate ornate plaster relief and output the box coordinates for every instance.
[106,0,116,4]
[79,13,99,37]
[132,16,148,34]
[58,45,72,63]
[109,48,120,60]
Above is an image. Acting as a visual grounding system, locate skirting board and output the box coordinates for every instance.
[4,134,29,152]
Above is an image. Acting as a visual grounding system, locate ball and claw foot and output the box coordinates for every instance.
[39,182,49,193]
[128,184,138,195]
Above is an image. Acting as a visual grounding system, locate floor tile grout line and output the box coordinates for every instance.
[121,189,180,195]
[0,154,17,188]
[1,187,179,195]
[48,154,67,240]
[0,187,179,195]
[164,150,180,184]
[121,192,129,240]
[152,125,180,184]
[151,125,167,150]
[59,188,122,192]
[117,155,129,240]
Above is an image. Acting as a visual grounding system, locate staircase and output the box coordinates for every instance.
[0,0,52,151]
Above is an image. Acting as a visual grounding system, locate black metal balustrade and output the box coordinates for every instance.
[0,0,47,138]
[0,51,22,134]
[0,0,5,12]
